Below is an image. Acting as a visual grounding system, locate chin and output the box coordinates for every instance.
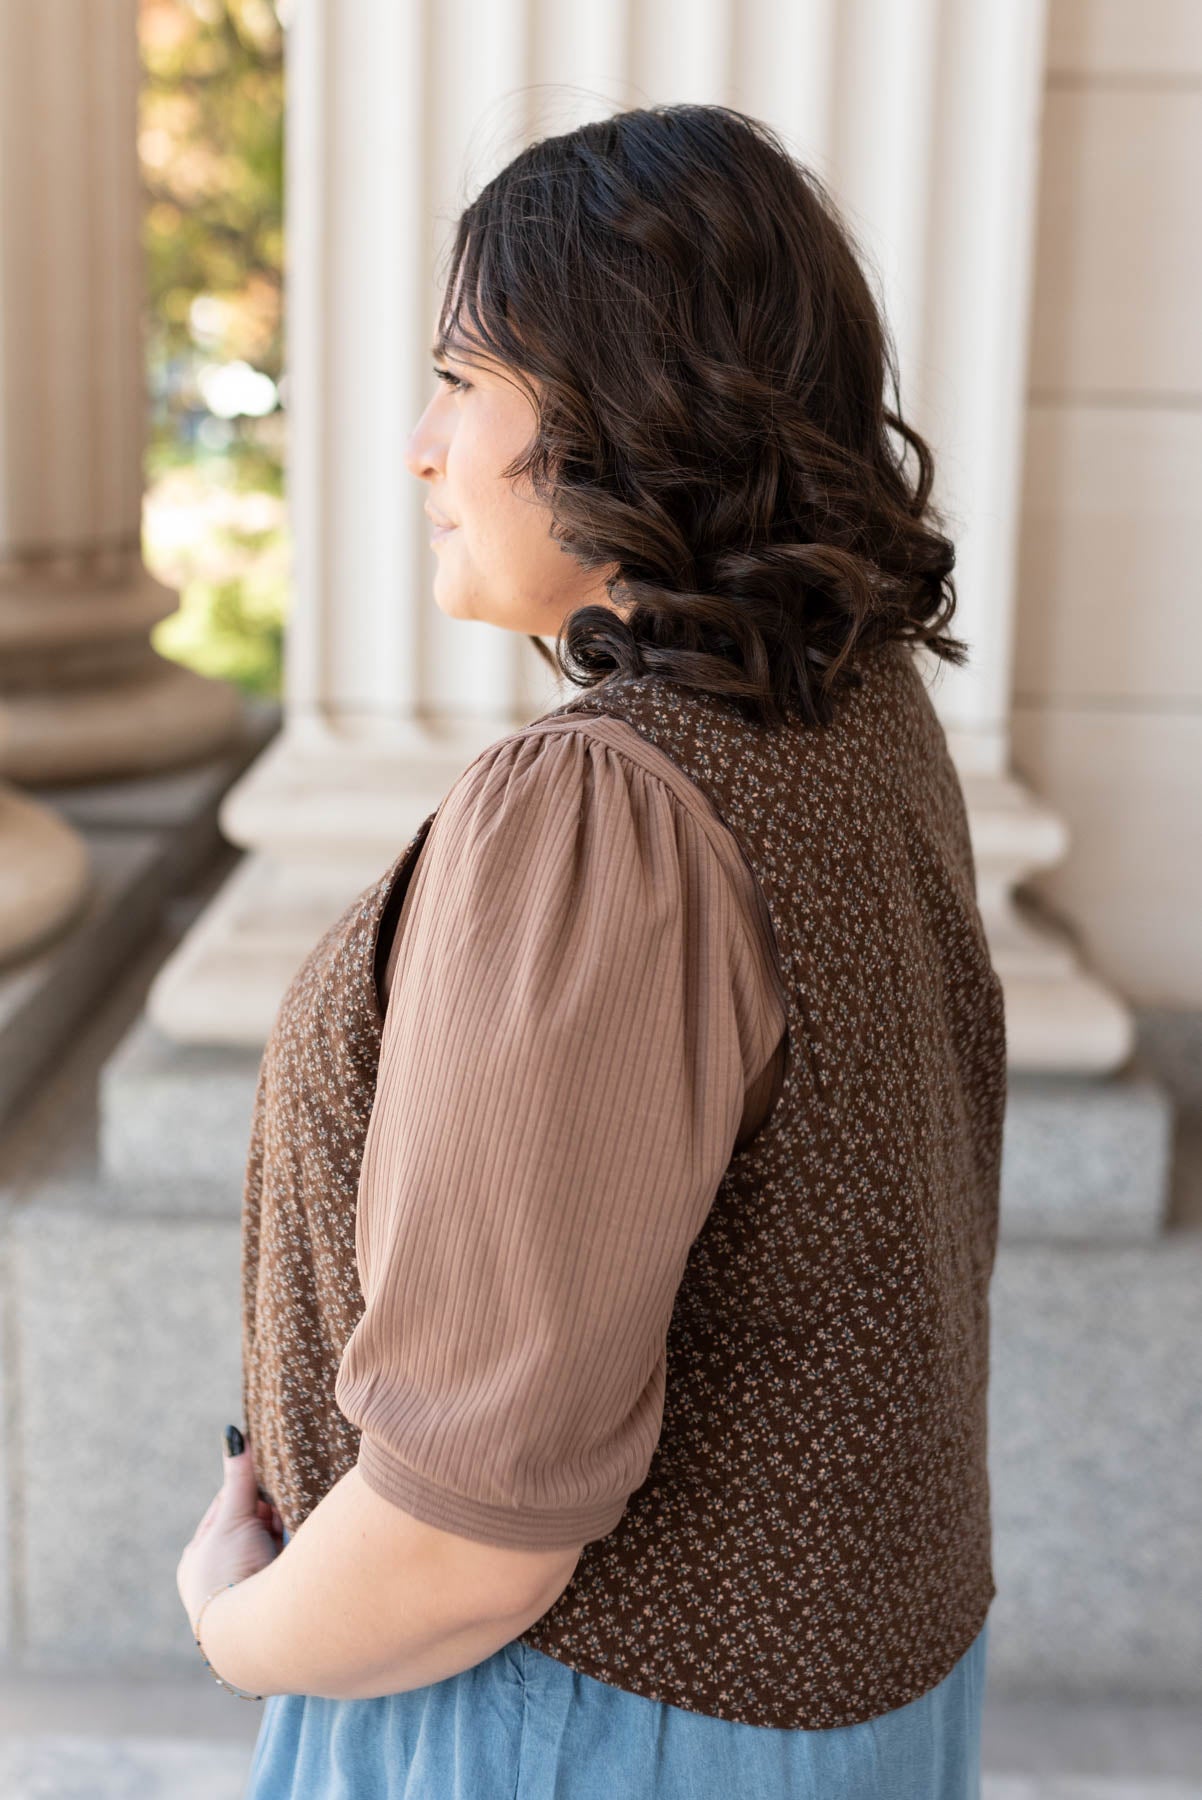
[434,591,470,620]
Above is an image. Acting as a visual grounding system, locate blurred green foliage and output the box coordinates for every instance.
[139,0,288,698]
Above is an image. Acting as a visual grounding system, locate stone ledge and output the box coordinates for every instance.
[99,1017,261,1208]
[0,703,277,1138]
[987,1234,1202,1702]
[1000,1056,1173,1241]
[97,1020,1177,1242]
[0,832,165,1137]
[1132,1006,1202,1116]
[3,831,1199,1706]
[5,1189,1200,1702]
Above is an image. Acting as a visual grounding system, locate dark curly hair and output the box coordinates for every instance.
[434,101,969,731]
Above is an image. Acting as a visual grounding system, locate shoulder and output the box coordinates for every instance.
[429,712,702,852]
[385,711,787,1096]
[440,713,785,1007]
[498,716,773,950]
[430,712,779,951]
[449,712,747,874]
[407,715,744,963]
[427,716,670,869]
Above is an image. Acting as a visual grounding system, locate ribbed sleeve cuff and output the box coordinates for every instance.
[355,1431,628,1551]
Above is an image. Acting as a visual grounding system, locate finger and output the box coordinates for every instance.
[221,1426,260,1515]
[195,1491,222,1537]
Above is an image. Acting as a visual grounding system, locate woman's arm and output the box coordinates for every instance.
[198,1463,582,1701]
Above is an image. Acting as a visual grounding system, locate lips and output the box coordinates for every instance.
[425,506,457,530]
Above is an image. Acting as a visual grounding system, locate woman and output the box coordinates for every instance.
[177,102,1005,1798]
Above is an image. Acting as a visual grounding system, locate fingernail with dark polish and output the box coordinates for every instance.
[224,1424,245,1457]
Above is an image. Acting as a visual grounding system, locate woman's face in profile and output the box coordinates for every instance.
[405,323,618,636]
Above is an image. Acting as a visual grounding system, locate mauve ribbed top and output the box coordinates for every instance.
[333,714,789,1547]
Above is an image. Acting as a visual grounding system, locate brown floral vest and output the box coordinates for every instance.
[240,638,1007,1729]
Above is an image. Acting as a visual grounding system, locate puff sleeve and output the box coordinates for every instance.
[333,722,785,1550]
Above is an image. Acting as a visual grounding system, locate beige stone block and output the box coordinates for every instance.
[13,1205,242,1668]
[1029,90,1202,395]
[1015,404,1202,702]
[1047,0,1202,75]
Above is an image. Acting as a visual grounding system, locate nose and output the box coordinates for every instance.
[404,396,446,483]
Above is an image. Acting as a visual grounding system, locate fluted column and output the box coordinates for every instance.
[148,0,1129,1071]
[731,0,1129,1070]
[147,0,557,1043]
[885,1,1130,1070]
[0,0,241,788]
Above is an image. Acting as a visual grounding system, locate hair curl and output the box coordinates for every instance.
[435,102,968,730]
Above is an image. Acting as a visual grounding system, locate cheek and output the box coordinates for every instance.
[448,401,540,532]
[452,459,537,562]
[446,432,498,536]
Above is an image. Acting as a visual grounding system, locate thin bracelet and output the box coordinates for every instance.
[194,1582,265,1701]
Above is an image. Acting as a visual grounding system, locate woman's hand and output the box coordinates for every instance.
[176,1426,284,1636]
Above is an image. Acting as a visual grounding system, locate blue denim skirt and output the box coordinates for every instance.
[243,1533,989,1799]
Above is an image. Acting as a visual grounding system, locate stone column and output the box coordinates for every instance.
[895,0,1131,1071]
[0,0,241,789]
[734,0,1129,1071]
[147,0,553,1044]
[148,0,1130,1072]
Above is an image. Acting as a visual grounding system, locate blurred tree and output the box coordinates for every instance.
[138,0,288,698]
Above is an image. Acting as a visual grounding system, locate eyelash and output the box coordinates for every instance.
[432,366,469,393]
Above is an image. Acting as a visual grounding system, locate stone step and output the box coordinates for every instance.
[3,841,1199,1709]
[98,1016,261,1209]
[0,704,278,1139]
[0,1736,254,1800]
[1,1738,1197,1800]
[987,1231,1202,1699]
[7,1189,1199,1694]
[99,1017,1177,1240]
[1,1675,1201,1800]
[1001,1062,1173,1239]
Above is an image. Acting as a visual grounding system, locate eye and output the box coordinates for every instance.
[432,365,469,394]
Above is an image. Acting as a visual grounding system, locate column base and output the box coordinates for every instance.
[0,784,90,965]
[0,653,243,786]
[964,770,1134,1073]
[144,720,508,1043]
[146,729,1138,1075]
